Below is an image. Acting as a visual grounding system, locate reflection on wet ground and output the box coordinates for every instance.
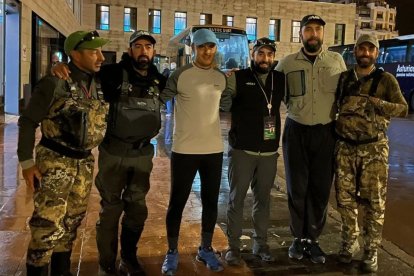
[0,111,413,275]
[384,114,414,256]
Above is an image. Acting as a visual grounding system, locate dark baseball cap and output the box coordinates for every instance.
[355,34,379,48]
[253,37,277,52]
[129,30,156,45]
[300,14,326,28]
[64,30,109,55]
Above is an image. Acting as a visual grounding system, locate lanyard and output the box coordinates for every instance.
[251,68,273,116]
[79,83,92,99]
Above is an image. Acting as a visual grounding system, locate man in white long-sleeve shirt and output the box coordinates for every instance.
[160,28,231,275]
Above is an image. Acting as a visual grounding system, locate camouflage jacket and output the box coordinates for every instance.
[18,63,109,169]
[336,68,408,142]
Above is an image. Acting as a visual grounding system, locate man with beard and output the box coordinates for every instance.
[223,38,285,265]
[275,15,346,264]
[334,34,407,272]
[52,30,166,275]
[160,28,230,275]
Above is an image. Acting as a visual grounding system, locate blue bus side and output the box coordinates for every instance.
[380,63,414,109]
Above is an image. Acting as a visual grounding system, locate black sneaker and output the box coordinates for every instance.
[304,240,326,264]
[361,250,378,273]
[288,238,304,260]
[119,258,145,275]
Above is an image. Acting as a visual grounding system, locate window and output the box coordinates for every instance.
[174,12,187,35]
[222,15,234,27]
[149,9,161,34]
[361,22,371,29]
[269,19,281,42]
[376,12,383,19]
[291,20,300,43]
[200,13,212,25]
[246,17,257,41]
[334,24,345,45]
[96,5,109,30]
[124,7,137,32]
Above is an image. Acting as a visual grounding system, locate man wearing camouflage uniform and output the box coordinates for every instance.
[17,30,109,276]
[335,34,408,273]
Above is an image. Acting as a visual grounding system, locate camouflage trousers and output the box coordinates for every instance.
[334,138,389,252]
[26,145,94,266]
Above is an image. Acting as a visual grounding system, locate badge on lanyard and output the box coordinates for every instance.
[264,116,276,140]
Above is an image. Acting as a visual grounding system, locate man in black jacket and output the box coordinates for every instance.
[224,38,285,265]
[53,30,166,276]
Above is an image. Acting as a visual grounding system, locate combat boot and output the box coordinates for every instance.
[361,249,378,273]
[338,240,360,264]
[51,251,73,276]
[119,227,145,275]
[26,264,49,276]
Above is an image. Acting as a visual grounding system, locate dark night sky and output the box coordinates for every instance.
[386,0,413,36]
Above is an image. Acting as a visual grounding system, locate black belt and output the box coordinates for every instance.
[102,135,151,150]
[39,137,91,159]
[336,134,379,145]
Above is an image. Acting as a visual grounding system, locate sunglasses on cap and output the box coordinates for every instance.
[74,30,100,50]
[254,38,276,49]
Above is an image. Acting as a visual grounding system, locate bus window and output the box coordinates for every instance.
[383,45,407,63]
[409,45,414,62]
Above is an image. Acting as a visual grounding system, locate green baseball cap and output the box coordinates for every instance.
[64,30,109,55]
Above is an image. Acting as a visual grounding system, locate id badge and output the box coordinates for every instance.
[264,116,276,140]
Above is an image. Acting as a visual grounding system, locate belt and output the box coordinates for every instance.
[39,137,91,159]
[336,132,385,145]
[102,135,151,151]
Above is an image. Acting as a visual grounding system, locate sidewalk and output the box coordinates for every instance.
[0,112,414,275]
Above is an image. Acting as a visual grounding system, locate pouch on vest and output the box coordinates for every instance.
[336,68,383,143]
[108,70,161,141]
[42,77,108,150]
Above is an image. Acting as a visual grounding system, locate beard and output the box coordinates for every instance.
[252,60,273,74]
[303,37,323,53]
[132,55,151,70]
[356,55,376,68]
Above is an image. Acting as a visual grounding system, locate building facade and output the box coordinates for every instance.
[318,0,398,39]
[0,0,81,122]
[1,0,355,119]
[82,0,355,64]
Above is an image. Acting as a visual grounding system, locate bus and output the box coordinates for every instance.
[167,24,250,71]
[329,35,414,110]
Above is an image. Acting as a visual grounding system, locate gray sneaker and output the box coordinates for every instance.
[224,248,241,266]
[288,238,304,260]
[304,240,326,264]
[98,265,117,276]
[252,243,275,262]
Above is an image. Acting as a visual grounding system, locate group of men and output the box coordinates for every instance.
[18,13,407,276]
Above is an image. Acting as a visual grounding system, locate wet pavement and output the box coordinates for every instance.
[0,109,414,275]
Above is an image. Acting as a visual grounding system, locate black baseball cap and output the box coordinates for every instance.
[129,30,156,45]
[253,37,277,52]
[300,14,326,28]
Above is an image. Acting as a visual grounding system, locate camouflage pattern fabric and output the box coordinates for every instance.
[41,79,109,151]
[334,139,389,252]
[26,145,94,266]
[334,68,407,254]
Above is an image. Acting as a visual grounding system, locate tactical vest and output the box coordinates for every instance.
[106,69,161,143]
[336,68,383,144]
[40,78,109,157]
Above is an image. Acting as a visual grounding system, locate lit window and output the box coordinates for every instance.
[246,17,257,41]
[124,7,137,32]
[269,19,281,42]
[222,15,234,27]
[291,20,300,43]
[174,12,187,35]
[149,9,161,34]
[334,24,345,45]
[96,5,110,30]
